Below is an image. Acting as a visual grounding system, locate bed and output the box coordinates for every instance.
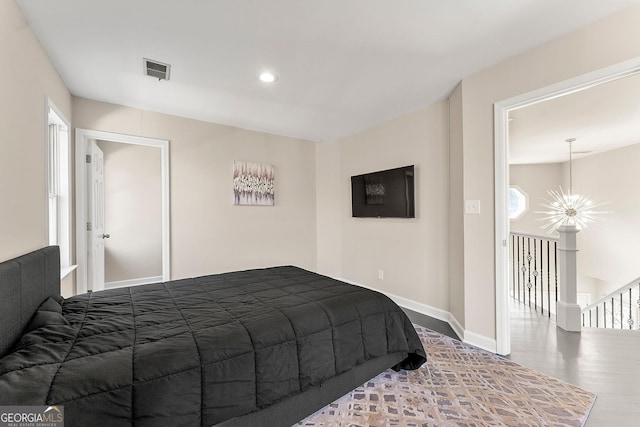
[0,246,426,426]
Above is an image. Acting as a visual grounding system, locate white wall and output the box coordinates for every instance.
[509,163,563,235]
[74,97,317,280]
[97,140,163,283]
[315,142,343,277]
[6,0,640,348]
[0,0,72,262]
[456,4,640,343]
[448,83,465,327]
[316,101,450,315]
[510,144,640,303]
[573,143,640,296]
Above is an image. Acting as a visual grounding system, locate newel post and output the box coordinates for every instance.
[557,225,581,332]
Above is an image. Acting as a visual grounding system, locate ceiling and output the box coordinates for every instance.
[509,71,640,165]
[16,0,640,147]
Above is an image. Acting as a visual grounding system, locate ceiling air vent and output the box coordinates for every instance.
[143,58,171,81]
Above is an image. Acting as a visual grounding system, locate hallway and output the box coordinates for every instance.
[508,302,640,426]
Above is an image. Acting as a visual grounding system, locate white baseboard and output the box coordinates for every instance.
[105,276,163,289]
[336,277,496,353]
[447,313,465,342]
[463,330,497,353]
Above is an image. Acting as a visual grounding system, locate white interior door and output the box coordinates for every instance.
[87,140,106,291]
[76,128,170,296]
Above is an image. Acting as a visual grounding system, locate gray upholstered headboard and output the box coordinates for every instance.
[0,246,60,358]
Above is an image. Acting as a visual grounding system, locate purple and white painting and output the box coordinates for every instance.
[233,161,275,206]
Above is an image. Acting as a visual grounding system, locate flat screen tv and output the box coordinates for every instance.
[351,165,415,218]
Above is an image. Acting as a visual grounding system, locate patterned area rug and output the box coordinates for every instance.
[296,325,596,426]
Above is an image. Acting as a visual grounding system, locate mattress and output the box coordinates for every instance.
[0,265,426,426]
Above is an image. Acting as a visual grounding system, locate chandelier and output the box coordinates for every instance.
[536,138,609,233]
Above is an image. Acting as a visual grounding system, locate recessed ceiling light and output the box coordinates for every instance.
[259,71,278,83]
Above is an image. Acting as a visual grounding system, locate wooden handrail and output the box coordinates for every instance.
[510,230,559,242]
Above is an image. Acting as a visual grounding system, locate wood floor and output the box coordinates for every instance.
[404,305,640,426]
[402,307,458,339]
[508,302,640,426]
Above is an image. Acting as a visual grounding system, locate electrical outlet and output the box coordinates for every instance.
[378,270,384,280]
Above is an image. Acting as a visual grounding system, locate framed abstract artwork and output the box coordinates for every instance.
[233,160,275,206]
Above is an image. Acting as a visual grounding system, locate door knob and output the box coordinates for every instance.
[102,234,110,239]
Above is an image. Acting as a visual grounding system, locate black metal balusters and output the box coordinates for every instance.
[620,293,623,329]
[629,288,633,330]
[509,232,559,318]
[582,281,640,330]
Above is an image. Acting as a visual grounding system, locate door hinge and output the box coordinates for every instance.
[86,222,92,231]
[86,154,92,163]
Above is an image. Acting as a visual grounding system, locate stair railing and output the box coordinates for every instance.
[582,278,640,330]
[509,231,560,318]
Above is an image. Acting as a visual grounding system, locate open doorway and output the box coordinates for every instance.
[75,129,170,294]
[494,57,640,355]
[98,140,163,288]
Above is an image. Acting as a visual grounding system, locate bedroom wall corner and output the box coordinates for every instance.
[329,101,451,314]
[448,82,465,329]
[0,0,72,261]
[315,140,343,278]
[72,97,317,279]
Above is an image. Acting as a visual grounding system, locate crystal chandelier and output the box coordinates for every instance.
[536,138,610,233]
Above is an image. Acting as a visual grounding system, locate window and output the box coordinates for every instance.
[508,185,528,220]
[47,101,72,274]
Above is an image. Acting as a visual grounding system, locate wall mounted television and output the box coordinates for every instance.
[351,165,415,218]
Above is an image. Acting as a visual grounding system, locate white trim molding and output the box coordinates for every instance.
[337,277,496,353]
[494,56,640,356]
[75,129,171,295]
[105,276,164,289]
[463,331,498,353]
[46,97,73,270]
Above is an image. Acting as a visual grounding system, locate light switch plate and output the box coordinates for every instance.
[465,200,481,215]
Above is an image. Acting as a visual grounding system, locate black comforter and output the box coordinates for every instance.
[0,266,426,426]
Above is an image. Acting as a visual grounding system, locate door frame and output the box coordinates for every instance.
[75,129,170,294]
[494,57,640,355]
